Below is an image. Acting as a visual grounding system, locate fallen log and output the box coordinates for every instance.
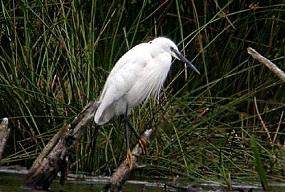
[0,118,9,160]
[104,129,153,192]
[25,101,99,190]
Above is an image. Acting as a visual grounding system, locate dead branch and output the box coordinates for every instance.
[105,129,153,192]
[25,100,153,191]
[25,101,98,190]
[0,118,9,160]
[247,47,285,82]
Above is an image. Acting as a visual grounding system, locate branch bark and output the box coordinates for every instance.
[25,100,153,191]
[247,47,285,82]
[0,118,9,160]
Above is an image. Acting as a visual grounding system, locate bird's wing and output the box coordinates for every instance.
[99,43,150,102]
[95,43,151,124]
[104,43,149,85]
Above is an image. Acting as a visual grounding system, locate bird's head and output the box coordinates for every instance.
[150,37,200,75]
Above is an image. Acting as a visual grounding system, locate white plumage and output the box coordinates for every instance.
[94,37,200,125]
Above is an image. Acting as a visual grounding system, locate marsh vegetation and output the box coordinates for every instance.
[0,1,285,190]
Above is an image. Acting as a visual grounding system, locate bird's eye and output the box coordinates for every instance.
[149,41,152,44]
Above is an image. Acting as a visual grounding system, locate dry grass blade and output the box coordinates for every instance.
[254,97,272,145]
[273,111,283,144]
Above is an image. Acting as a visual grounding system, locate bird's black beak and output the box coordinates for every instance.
[172,48,200,75]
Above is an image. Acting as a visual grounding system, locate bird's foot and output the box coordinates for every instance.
[127,149,133,169]
[138,138,149,154]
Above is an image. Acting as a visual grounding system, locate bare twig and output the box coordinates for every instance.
[105,129,153,192]
[254,97,272,144]
[247,47,285,82]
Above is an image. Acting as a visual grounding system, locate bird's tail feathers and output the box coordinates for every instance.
[94,104,114,125]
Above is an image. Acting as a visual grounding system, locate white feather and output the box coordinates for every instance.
[94,37,192,125]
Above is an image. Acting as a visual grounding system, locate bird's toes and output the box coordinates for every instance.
[138,138,149,154]
[127,149,133,169]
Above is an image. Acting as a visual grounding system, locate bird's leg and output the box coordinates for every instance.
[124,116,148,154]
[124,105,133,169]
[124,107,148,156]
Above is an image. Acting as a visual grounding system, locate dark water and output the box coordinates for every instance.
[1,171,285,192]
[0,172,165,192]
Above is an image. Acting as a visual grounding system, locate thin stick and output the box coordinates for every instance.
[247,47,285,82]
[254,97,272,144]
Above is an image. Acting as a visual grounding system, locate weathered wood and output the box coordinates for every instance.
[105,129,153,192]
[0,118,9,160]
[25,101,98,190]
[247,47,285,82]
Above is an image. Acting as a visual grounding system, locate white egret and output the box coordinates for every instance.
[94,37,200,167]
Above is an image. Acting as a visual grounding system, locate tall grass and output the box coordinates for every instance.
[0,0,285,186]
